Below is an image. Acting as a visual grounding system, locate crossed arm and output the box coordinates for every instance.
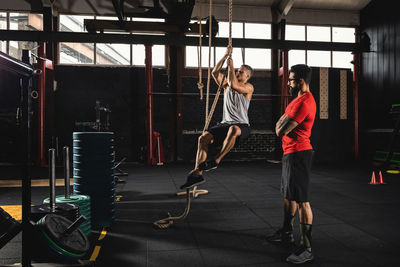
[275,114,299,137]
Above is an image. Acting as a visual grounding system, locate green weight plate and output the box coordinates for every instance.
[38,214,89,255]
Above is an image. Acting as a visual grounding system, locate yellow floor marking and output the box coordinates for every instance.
[116,195,123,202]
[98,228,108,241]
[387,170,400,174]
[89,245,102,262]
[0,178,71,188]
[0,205,22,221]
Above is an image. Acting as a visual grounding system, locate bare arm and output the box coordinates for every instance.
[226,57,254,96]
[275,114,299,137]
[212,46,232,87]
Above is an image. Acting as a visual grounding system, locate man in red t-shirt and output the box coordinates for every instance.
[267,64,316,264]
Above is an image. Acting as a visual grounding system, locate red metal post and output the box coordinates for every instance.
[353,53,360,160]
[145,45,155,165]
[38,42,46,167]
[281,50,289,113]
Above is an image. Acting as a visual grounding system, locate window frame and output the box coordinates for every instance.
[184,20,272,71]
[57,13,167,67]
[285,23,356,69]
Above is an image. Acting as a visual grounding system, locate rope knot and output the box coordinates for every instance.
[197,82,204,90]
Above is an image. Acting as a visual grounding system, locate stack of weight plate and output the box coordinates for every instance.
[30,202,79,224]
[32,214,89,263]
[43,195,91,236]
[72,132,116,229]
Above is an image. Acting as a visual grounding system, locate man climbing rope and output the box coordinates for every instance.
[180,45,254,189]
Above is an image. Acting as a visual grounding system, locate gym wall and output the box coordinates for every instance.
[0,64,354,164]
[359,0,400,162]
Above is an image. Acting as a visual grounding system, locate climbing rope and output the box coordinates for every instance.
[153,188,191,228]
[205,0,214,121]
[154,0,233,230]
[197,0,204,100]
[203,0,233,132]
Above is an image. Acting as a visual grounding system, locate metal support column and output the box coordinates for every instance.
[21,50,33,267]
[353,53,360,160]
[38,42,46,167]
[145,45,155,165]
[281,50,289,112]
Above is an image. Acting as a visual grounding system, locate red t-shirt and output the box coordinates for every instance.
[282,92,316,155]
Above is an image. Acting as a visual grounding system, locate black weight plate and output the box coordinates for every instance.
[39,214,89,255]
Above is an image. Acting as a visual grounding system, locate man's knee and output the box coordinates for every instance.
[228,125,241,137]
[298,202,311,209]
[198,132,213,146]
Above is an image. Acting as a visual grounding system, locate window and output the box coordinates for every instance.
[215,46,243,66]
[217,22,244,66]
[332,27,355,43]
[59,15,94,64]
[59,15,167,66]
[97,43,130,65]
[132,44,145,66]
[152,45,166,66]
[332,51,353,69]
[9,12,42,31]
[0,12,6,53]
[130,18,166,66]
[185,46,214,68]
[307,50,331,67]
[132,44,165,66]
[307,26,330,42]
[286,24,355,69]
[218,21,243,39]
[244,23,271,39]
[60,43,94,64]
[244,23,271,70]
[95,16,131,65]
[286,25,305,41]
[245,48,270,69]
[288,50,306,67]
[185,22,271,70]
[131,17,165,22]
[9,13,42,60]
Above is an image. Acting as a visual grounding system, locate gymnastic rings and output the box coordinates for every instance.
[33,69,42,75]
[30,90,39,99]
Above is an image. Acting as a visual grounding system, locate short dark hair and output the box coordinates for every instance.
[290,64,312,84]
[241,64,254,79]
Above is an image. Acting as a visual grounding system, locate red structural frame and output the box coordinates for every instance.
[145,45,156,165]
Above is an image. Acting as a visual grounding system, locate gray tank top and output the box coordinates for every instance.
[221,86,250,125]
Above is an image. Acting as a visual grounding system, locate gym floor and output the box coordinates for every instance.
[0,161,399,267]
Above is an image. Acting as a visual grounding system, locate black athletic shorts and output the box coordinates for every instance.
[207,122,251,146]
[280,149,314,203]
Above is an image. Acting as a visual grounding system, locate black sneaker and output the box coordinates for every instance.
[198,160,219,171]
[266,228,295,244]
[286,246,314,264]
[180,174,205,189]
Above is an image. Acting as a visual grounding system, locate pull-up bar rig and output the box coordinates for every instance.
[0,50,35,267]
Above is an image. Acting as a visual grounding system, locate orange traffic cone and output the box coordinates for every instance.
[378,171,386,184]
[369,171,378,184]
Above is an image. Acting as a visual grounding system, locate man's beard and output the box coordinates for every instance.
[289,85,300,96]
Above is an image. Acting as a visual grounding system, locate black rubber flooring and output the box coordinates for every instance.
[0,161,399,267]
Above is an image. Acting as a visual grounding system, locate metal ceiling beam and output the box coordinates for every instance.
[278,0,295,16]
[0,30,360,51]
[272,0,295,23]
[84,19,202,34]
[85,20,181,33]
